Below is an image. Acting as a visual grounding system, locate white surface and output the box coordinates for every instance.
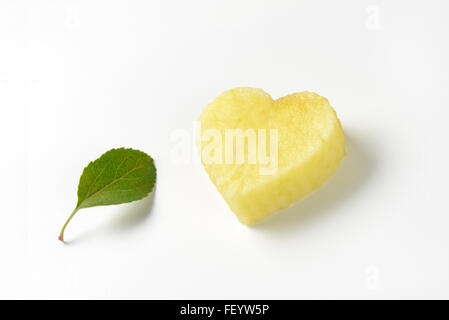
[1,0,449,299]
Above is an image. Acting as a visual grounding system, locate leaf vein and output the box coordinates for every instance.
[78,163,148,207]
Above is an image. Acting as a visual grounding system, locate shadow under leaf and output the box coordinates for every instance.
[65,188,156,245]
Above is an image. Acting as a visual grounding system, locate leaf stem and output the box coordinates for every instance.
[58,207,79,242]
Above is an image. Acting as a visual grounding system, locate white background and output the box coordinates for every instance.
[1,0,449,299]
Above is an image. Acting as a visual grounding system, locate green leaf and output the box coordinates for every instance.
[59,148,156,242]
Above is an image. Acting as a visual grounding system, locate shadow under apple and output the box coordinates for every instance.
[252,130,376,235]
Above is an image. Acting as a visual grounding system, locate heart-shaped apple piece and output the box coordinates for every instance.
[197,88,346,225]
